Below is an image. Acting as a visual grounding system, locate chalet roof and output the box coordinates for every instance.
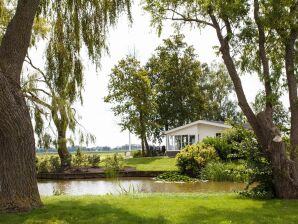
[164,120,231,135]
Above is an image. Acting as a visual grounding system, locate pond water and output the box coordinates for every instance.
[38,178,247,196]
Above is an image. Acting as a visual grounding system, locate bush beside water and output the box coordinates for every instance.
[88,154,101,167]
[36,151,101,173]
[104,153,124,178]
[201,161,250,182]
[37,155,61,173]
[176,143,218,177]
[173,125,274,199]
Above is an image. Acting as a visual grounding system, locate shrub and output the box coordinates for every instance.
[49,156,61,172]
[176,143,218,177]
[201,161,250,182]
[240,183,274,199]
[104,153,124,177]
[202,126,254,161]
[38,156,51,173]
[38,158,51,173]
[132,150,142,158]
[87,154,101,167]
[72,148,86,169]
[202,137,232,161]
[156,172,194,182]
[241,136,274,198]
[37,155,61,173]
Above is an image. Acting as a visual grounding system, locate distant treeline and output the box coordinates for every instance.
[36,144,142,153]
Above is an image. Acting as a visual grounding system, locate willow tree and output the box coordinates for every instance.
[145,0,298,198]
[0,0,131,212]
[23,55,95,169]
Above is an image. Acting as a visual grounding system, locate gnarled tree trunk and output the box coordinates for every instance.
[0,74,42,212]
[270,138,298,198]
[258,112,298,198]
[0,0,42,212]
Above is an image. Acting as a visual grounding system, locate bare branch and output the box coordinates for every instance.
[164,8,215,28]
[30,88,52,97]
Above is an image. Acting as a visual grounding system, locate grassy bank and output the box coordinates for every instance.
[1,194,297,224]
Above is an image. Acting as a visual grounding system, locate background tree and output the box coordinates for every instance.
[200,63,240,121]
[23,55,95,170]
[146,34,238,132]
[0,0,131,212]
[144,0,298,198]
[105,56,158,156]
[146,34,205,131]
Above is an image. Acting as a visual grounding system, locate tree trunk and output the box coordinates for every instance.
[269,137,298,198]
[141,137,145,156]
[57,129,71,170]
[285,27,298,166]
[0,0,42,212]
[0,74,42,212]
[208,9,298,198]
[144,136,150,157]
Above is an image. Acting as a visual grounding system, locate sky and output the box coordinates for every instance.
[28,2,264,148]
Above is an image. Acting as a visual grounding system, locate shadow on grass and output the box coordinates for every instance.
[1,196,297,224]
[177,199,298,224]
[0,199,168,224]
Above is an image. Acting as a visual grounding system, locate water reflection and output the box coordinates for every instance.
[38,178,247,196]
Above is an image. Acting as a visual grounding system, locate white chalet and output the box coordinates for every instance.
[165,120,231,155]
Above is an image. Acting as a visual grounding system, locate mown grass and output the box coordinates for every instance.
[1,194,297,224]
[37,152,178,172]
[123,157,178,171]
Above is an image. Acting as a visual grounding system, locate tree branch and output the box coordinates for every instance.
[25,92,52,110]
[208,7,267,149]
[285,2,298,162]
[165,8,214,27]
[254,0,273,119]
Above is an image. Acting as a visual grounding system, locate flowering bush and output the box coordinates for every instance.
[176,143,218,177]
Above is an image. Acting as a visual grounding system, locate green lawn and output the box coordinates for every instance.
[1,194,297,224]
[123,157,178,171]
[37,151,129,159]
[37,152,177,171]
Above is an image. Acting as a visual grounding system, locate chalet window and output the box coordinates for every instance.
[189,135,195,144]
[175,136,182,150]
[216,133,222,137]
[181,135,188,148]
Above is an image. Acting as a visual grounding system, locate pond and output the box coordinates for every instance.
[38,177,247,196]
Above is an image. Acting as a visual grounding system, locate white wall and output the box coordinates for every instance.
[166,123,229,150]
[197,124,227,142]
